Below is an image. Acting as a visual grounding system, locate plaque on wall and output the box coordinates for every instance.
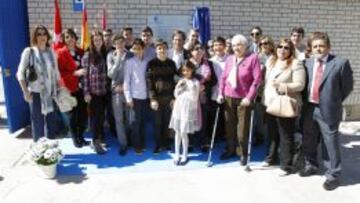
[148,15,191,43]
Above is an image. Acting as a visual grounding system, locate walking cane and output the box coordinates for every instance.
[86,103,91,132]
[245,107,255,172]
[206,107,220,167]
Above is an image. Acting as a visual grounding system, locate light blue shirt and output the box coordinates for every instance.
[123,56,150,102]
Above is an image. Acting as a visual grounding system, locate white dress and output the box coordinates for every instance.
[169,78,202,134]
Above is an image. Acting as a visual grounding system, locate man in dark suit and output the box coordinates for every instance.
[300,32,353,191]
[168,30,191,71]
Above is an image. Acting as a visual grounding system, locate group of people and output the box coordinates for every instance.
[16,24,353,190]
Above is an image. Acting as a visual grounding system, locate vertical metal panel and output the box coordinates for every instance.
[0,0,31,132]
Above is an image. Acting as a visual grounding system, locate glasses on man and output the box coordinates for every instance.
[251,32,260,37]
[277,45,290,50]
[65,35,73,39]
[193,46,203,51]
[260,42,269,46]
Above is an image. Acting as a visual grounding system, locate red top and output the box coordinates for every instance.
[56,46,84,93]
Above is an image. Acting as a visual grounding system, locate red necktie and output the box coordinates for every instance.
[311,59,324,103]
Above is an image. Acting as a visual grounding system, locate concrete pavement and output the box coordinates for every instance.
[0,123,359,203]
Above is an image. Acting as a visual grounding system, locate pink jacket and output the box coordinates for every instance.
[218,53,262,100]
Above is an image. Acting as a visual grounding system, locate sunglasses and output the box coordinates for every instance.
[260,42,269,46]
[65,35,73,39]
[36,31,47,36]
[193,46,203,51]
[277,45,290,50]
[251,32,260,37]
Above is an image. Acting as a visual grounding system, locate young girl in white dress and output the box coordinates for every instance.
[169,60,202,165]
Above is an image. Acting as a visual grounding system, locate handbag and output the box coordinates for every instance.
[54,87,77,112]
[25,48,37,82]
[266,86,298,118]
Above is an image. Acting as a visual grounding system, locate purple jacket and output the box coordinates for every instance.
[218,53,262,100]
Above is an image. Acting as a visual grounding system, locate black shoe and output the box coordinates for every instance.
[201,145,210,153]
[220,151,236,160]
[180,158,189,166]
[323,179,340,191]
[188,146,194,153]
[79,137,90,146]
[240,156,248,166]
[118,146,127,156]
[93,140,106,155]
[299,166,318,177]
[134,148,143,155]
[71,137,82,148]
[153,147,160,155]
[279,167,294,177]
[174,158,181,166]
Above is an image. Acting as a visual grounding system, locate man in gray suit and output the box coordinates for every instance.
[300,32,353,191]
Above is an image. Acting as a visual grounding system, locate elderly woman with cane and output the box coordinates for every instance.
[217,34,262,165]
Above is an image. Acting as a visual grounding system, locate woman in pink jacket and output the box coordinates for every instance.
[217,34,262,165]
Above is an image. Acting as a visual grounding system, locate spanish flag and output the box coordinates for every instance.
[80,1,90,50]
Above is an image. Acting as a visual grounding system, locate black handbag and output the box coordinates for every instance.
[25,48,37,82]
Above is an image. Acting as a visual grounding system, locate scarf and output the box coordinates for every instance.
[33,47,58,115]
[227,57,243,88]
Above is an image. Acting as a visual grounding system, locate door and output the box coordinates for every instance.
[0,1,31,132]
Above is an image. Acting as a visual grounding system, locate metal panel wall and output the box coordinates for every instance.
[0,0,31,132]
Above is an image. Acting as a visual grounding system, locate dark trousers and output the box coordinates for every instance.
[131,98,149,150]
[68,89,87,139]
[29,93,58,141]
[265,113,296,171]
[224,97,250,157]
[253,101,265,144]
[303,104,341,181]
[106,92,116,135]
[153,97,172,149]
[208,100,225,141]
[194,102,210,147]
[90,94,107,142]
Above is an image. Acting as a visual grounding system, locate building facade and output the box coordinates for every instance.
[27,0,360,119]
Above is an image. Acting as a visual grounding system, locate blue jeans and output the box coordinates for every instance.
[29,93,58,141]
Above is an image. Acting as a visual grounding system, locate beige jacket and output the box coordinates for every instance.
[262,57,306,107]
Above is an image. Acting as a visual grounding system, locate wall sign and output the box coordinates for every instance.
[73,0,83,12]
[148,15,191,44]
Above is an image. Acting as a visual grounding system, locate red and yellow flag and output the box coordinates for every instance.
[81,1,90,50]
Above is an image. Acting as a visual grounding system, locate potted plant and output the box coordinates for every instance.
[29,137,63,179]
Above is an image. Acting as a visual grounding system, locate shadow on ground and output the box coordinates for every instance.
[340,134,360,187]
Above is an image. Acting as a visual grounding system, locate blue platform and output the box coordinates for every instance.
[58,129,267,175]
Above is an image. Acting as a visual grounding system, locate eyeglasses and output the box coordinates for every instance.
[36,31,47,37]
[193,47,203,51]
[251,32,260,37]
[65,35,73,39]
[277,45,290,50]
[260,42,269,46]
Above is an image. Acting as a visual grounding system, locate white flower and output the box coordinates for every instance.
[29,137,63,165]
[44,149,54,159]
